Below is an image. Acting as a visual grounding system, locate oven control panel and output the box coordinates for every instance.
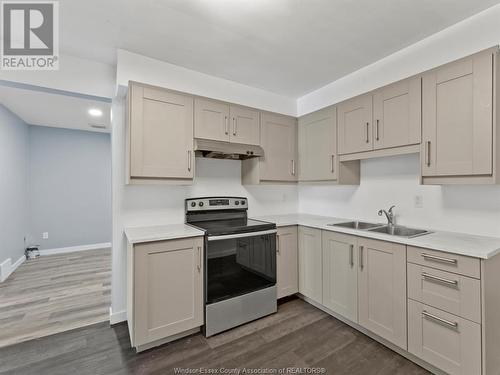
[186,197,247,211]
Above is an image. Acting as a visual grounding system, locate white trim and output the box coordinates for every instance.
[0,255,26,282]
[40,242,111,256]
[109,307,127,325]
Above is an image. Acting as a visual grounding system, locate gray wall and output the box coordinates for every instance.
[28,126,112,250]
[0,105,28,265]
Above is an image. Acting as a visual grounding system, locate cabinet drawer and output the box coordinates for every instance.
[408,300,481,375]
[408,263,481,323]
[407,246,480,279]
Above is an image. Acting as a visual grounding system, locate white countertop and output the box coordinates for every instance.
[124,214,500,259]
[124,224,204,244]
[252,213,500,259]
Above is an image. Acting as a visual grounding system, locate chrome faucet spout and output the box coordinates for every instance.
[378,205,396,225]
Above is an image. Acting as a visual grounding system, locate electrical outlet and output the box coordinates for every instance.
[414,195,424,208]
[42,232,49,240]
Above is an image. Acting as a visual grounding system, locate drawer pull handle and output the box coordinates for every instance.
[422,310,458,330]
[421,253,457,265]
[359,246,364,270]
[197,246,202,272]
[422,272,458,288]
[349,244,354,267]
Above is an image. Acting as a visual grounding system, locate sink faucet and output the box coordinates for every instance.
[378,205,396,226]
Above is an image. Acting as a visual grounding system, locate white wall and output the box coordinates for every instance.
[28,126,112,250]
[116,50,296,116]
[0,105,28,269]
[299,154,500,237]
[297,4,500,115]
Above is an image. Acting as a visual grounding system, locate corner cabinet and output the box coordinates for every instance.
[276,226,298,299]
[421,48,499,184]
[298,226,322,303]
[298,106,360,184]
[242,113,298,184]
[127,237,204,352]
[127,82,194,184]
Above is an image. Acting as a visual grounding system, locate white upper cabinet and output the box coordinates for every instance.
[373,77,421,150]
[195,99,261,146]
[229,105,260,145]
[338,93,373,155]
[422,50,494,179]
[128,82,194,182]
[299,106,338,181]
[194,98,230,142]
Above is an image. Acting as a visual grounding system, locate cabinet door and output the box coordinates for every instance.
[276,226,298,299]
[422,51,493,176]
[194,98,230,142]
[322,231,358,322]
[298,106,337,181]
[229,105,260,146]
[338,94,373,154]
[408,300,481,375]
[130,84,194,179]
[260,113,298,181]
[298,226,322,303]
[358,238,407,349]
[134,237,203,346]
[373,77,421,150]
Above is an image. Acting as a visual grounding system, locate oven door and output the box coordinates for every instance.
[206,229,277,304]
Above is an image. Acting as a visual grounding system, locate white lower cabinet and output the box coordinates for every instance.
[298,226,323,303]
[357,238,407,349]
[408,300,481,375]
[322,231,358,322]
[276,226,298,299]
[127,237,204,351]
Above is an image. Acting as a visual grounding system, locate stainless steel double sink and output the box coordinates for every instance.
[328,221,431,238]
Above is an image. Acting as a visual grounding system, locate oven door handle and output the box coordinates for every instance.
[207,229,277,241]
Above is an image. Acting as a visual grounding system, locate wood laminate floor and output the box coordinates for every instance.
[0,297,429,375]
[0,248,111,348]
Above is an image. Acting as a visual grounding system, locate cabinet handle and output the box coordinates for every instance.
[224,116,229,135]
[232,117,237,136]
[187,150,192,171]
[422,311,458,330]
[331,155,335,173]
[291,160,296,176]
[422,272,459,288]
[421,253,457,265]
[349,244,354,267]
[359,246,364,270]
[365,122,370,143]
[376,119,380,141]
[197,246,202,272]
[276,234,280,254]
[425,141,431,167]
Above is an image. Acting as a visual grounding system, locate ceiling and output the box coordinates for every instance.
[59,0,500,97]
[0,84,111,133]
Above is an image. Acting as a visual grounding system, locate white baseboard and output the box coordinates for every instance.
[40,242,111,256]
[109,307,127,325]
[0,255,26,282]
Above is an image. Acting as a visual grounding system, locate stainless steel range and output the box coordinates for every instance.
[185,197,277,337]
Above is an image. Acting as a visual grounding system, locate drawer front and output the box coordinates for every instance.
[408,300,481,375]
[408,263,481,323]
[407,246,480,279]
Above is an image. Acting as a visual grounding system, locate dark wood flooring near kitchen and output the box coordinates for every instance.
[0,297,429,375]
[0,248,111,348]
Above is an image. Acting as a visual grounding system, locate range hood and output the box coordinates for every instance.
[194,138,264,160]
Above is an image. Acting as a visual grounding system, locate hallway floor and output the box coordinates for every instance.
[0,248,111,348]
